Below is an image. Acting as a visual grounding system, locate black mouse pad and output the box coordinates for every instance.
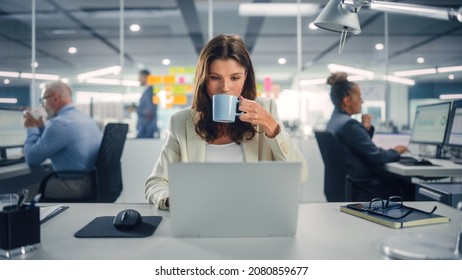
[74,216,162,238]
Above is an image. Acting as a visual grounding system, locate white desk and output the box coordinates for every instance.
[13,202,461,260]
[0,162,33,180]
[0,163,51,194]
[385,158,462,178]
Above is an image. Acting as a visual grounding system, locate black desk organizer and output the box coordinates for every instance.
[0,206,40,258]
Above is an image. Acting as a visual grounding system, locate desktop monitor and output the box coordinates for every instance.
[444,99,462,164]
[445,99,462,148]
[0,108,26,159]
[410,102,451,145]
[409,101,451,158]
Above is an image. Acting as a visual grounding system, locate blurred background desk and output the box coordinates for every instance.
[416,183,462,208]
[385,158,462,178]
[385,159,462,206]
[14,202,461,260]
[0,162,51,194]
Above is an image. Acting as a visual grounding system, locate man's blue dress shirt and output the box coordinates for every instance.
[24,104,102,173]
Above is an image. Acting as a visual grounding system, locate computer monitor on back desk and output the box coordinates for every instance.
[444,99,462,164]
[0,108,26,159]
[409,101,451,158]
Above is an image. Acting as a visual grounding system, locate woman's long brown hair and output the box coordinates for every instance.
[192,34,257,144]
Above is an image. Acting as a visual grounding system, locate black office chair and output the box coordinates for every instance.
[314,130,369,202]
[38,123,129,203]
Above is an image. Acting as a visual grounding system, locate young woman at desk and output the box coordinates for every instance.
[144,34,308,209]
[325,72,414,201]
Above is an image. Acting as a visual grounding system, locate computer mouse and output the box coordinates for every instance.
[415,159,433,166]
[113,209,142,230]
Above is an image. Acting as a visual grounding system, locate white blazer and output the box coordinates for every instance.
[145,96,308,208]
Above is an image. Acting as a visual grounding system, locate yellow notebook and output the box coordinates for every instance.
[340,203,450,229]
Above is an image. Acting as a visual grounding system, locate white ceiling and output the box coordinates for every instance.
[1,0,462,89]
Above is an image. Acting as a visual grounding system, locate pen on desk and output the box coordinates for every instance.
[17,188,29,209]
[29,193,42,208]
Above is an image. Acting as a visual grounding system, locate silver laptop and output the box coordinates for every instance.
[168,161,302,238]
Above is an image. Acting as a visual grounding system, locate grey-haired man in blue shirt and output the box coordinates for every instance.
[23,81,102,199]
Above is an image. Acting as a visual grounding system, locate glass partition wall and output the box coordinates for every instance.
[1,1,461,137]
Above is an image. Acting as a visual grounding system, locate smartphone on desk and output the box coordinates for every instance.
[346,203,369,211]
[346,201,390,211]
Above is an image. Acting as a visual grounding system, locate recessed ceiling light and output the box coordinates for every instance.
[448,74,455,80]
[375,43,384,50]
[31,62,38,68]
[308,22,318,30]
[4,79,10,84]
[162,58,171,66]
[417,57,425,63]
[130,24,141,32]
[278,58,287,65]
[68,47,77,54]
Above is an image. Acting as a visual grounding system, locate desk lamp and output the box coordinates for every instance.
[314,0,462,54]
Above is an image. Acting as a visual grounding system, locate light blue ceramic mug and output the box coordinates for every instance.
[212,94,242,123]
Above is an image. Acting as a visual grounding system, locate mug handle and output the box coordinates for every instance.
[236,100,243,116]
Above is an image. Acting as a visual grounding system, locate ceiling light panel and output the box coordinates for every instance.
[327,64,375,79]
[394,68,437,77]
[239,3,319,17]
[437,65,462,73]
